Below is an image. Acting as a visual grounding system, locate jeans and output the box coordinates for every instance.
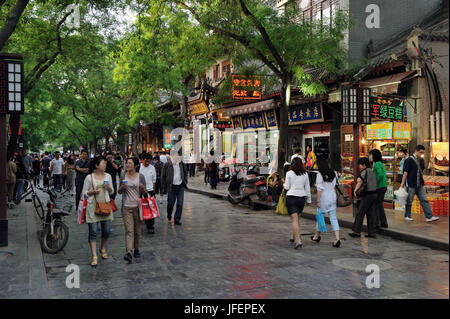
[352,192,377,235]
[375,187,388,227]
[405,186,434,219]
[316,209,340,232]
[209,170,218,189]
[14,179,24,202]
[75,182,84,208]
[42,169,50,187]
[88,221,111,243]
[53,174,63,190]
[189,164,196,177]
[167,185,185,222]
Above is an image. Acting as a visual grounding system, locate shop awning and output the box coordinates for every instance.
[359,70,417,95]
[222,99,277,117]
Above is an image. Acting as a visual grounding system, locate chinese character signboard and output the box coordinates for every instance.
[370,96,405,121]
[232,75,262,100]
[393,122,411,140]
[241,112,265,130]
[232,116,242,130]
[213,121,233,130]
[366,122,393,140]
[289,103,323,126]
[264,109,278,128]
[190,100,209,116]
[163,126,173,149]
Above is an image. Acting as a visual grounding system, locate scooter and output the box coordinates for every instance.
[227,165,268,210]
[218,166,230,182]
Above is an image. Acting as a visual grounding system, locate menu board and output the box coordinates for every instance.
[265,109,278,128]
[241,112,266,130]
[370,96,405,121]
[393,122,411,140]
[366,122,393,140]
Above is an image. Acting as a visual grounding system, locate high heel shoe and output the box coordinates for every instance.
[91,256,98,268]
[294,242,303,249]
[332,240,341,248]
[310,235,321,243]
[99,249,108,259]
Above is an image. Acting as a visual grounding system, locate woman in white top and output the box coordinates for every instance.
[311,159,341,248]
[283,157,311,249]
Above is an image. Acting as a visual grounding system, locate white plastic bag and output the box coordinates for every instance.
[394,187,408,207]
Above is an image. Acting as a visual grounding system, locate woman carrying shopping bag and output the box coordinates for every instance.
[81,156,114,268]
[311,159,341,248]
[284,157,311,249]
[118,157,147,264]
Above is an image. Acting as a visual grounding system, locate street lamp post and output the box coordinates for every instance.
[0,53,24,247]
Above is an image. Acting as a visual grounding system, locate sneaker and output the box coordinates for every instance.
[405,217,414,221]
[426,216,440,222]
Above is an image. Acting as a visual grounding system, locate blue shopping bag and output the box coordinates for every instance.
[316,208,327,233]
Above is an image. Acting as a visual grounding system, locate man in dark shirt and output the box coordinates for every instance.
[75,150,90,207]
[401,145,439,222]
[105,152,119,199]
[41,152,52,187]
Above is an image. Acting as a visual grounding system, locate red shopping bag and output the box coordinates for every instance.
[139,196,152,221]
[147,196,160,219]
[77,198,87,224]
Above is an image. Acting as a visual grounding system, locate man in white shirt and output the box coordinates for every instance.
[290,148,306,164]
[50,151,64,191]
[140,153,157,234]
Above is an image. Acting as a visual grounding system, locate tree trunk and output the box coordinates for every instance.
[0,0,30,51]
[278,79,291,174]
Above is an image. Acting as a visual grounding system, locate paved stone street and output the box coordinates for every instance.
[1,188,449,299]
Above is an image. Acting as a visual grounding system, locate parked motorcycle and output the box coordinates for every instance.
[227,165,268,210]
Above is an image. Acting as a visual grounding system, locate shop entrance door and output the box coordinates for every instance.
[313,136,330,161]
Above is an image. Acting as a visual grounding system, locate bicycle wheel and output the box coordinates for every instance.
[32,195,45,220]
[40,220,69,254]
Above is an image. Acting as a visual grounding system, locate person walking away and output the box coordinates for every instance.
[370,149,388,229]
[349,158,378,238]
[62,157,68,191]
[311,159,341,247]
[162,151,188,225]
[401,145,439,222]
[105,152,119,200]
[290,148,306,164]
[153,155,164,204]
[75,150,90,208]
[208,150,218,190]
[13,155,26,205]
[267,171,283,207]
[306,145,317,188]
[6,154,17,209]
[41,152,51,188]
[81,156,114,267]
[397,149,408,183]
[32,155,41,188]
[50,152,64,191]
[189,152,196,177]
[21,150,33,180]
[284,157,311,249]
[118,157,148,263]
[139,153,157,234]
[65,155,76,195]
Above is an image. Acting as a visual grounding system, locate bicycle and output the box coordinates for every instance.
[39,187,72,254]
[17,179,45,220]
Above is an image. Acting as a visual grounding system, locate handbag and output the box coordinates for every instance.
[77,197,87,224]
[335,177,351,207]
[276,189,289,215]
[355,172,367,198]
[139,195,152,221]
[110,198,118,212]
[316,208,327,233]
[91,175,111,216]
[147,195,160,219]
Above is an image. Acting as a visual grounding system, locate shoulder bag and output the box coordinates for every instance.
[91,175,111,216]
[335,174,351,207]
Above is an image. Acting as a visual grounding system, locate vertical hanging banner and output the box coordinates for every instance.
[232,75,262,100]
[264,109,278,128]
